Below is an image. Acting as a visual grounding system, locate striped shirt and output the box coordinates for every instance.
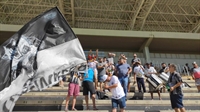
[69,71,81,84]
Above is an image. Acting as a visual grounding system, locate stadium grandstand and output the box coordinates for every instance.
[0,0,200,112]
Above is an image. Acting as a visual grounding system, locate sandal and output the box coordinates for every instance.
[93,108,98,110]
[72,108,77,111]
[65,108,68,112]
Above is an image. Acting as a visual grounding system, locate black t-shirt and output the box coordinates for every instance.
[131,58,141,68]
[159,67,165,73]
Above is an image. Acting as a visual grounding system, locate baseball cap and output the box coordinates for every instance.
[135,60,141,64]
[102,75,108,82]
[192,62,197,65]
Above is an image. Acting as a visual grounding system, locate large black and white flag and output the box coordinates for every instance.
[0,7,86,112]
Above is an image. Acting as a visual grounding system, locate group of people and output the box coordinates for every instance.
[64,49,200,112]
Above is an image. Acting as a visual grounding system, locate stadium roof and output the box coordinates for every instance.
[1,0,200,33]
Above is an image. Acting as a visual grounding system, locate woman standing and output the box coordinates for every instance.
[168,63,186,112]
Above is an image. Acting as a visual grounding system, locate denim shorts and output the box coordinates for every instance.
[98,75,104,82]
[170,93,184,109]
[195,78,200,86]
[111,96,126,109]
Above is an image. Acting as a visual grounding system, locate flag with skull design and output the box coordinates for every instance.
[0,7,87,112]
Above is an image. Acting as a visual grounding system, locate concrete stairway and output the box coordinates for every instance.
[14,76,200,112]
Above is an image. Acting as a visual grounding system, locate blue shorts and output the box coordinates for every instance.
[170,93,184,109]
[111,96,126,109]
[98,75,104,82]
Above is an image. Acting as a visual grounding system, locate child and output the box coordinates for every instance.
[65,71,81,111]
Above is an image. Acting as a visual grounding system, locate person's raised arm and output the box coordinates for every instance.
[88,49,92,57]
[96,49,98,58]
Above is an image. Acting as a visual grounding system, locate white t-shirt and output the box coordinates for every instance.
[88,61,97,70]
[107,76,125,99]
[134,65,145,78]
[145,67,157,76]
[107,57,114,64]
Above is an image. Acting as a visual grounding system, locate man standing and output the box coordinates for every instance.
[88,58,98,90]
[168,63,186,112]
[82,67,98,110]
[130,53,141,91]
[131,53,141,69]
[97,57,107,91]
[115,57,132,98]
[145,63,161,100]
[191,62,200,93]
[102,75,126,112]
[133,61,146,93]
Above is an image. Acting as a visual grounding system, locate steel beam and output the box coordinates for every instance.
[129,0,145,30]
[58,0,65,14]
[1,24,199,40]
[140,0,157,30]
[194,24,200,33]
[70,0,75,27]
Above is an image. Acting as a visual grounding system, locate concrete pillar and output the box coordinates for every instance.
[143,46,151,63]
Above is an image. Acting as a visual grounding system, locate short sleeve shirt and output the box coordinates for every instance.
[131,58,141,68]
[116,63,131,78]
[134,65,145,78]
[107,57,114,64]
[97,62,106,76]
[145,67,157,77]
[69,71,81,85]
[193,67,200,79]
[83,68,94,82]
[168,72,183,94]
[88,62,97,70]
[108,76,125,99]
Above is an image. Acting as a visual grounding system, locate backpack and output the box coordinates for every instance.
[96,91,109,99]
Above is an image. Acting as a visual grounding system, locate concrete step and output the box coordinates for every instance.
[14,105,200,111]
[15,99,200,106]
[60,82,196,88]
[65,75,193,79]
[88,100,200,106]
[13,110,200,112]
[14,99,200,111]
[40,86,198,93]
[22,92,200,99]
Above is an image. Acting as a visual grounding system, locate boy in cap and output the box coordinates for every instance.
[102,74,126,112]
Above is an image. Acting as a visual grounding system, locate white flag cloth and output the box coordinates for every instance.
[0,7,87,112]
